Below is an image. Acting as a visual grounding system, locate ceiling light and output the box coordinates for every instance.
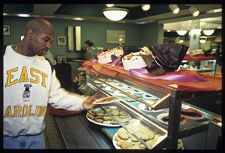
[141,4,151,11]
[176,30,187,36]
[179,39,184,43]
[106,4,114,7]
[137,22,146,24]
[200,39,206,44]
[189,6,200,17]
[203,29,214,36]
[169,4,180,14]
[17,14,30,17]
[103,8,129,21]
[3,13,8,16]
[213,8,222,13]
[73,17,83,20]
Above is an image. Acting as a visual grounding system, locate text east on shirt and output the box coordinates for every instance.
[4,45,87,136]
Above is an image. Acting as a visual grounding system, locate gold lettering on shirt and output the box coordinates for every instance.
[38,106,47,117]
[5,67,48,88]
[4,105,12,117]
[5,67,18,87]
[22,105,32,117]
[13,105,22,117]
[35,105,39,116]
[30,68,39,84]
[4,105,47,118]
[39,71,48,88]
[19,66,29,82]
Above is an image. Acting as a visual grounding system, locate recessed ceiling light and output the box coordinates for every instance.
[106,4,114,7]
[141,4,151,11]
[17,14,30,17]
[73,17,83,21]
[3,13,8,16]
[213,8,222,13]
[169,4,180,14]
[189,7,200,17]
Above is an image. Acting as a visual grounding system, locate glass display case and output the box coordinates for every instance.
[84,72,221,149]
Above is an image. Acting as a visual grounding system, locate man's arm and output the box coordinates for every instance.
[48,69,96,111]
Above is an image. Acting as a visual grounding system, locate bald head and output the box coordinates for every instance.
[21,17,55,56]
[25,18,54,36]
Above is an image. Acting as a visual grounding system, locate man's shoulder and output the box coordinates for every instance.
[37,56,54,72]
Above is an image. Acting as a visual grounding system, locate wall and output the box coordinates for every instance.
[139,22,164,46]
[3,16,164,58]
[4,16,142,58]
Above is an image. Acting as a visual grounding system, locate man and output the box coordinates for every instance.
[3,18,97,149]
[82,40,99,60]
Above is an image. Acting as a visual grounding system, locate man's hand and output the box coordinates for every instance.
[82,96,97,110]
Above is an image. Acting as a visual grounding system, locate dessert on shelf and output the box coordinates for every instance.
[97,47,124,64]
[122,47,152,70]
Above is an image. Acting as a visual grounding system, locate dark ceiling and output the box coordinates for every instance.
[3,4,222,24]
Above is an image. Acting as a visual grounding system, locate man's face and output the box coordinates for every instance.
[29,29,54,56]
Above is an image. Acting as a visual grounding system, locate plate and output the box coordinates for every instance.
[157,113,187,125]
[86,114,121,127]
[181,108,205,120]
[181,113,205,120]
[112,130,166,149]
[157,113,169,125]
[93,96,117,105]
[138,103,163,112]
[86,106,131,127]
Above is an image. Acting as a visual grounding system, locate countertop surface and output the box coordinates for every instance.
[54,112,114,149]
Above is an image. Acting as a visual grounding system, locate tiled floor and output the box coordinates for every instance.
[44,113,65,149]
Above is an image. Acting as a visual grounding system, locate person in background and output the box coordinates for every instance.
[3,17,98,149]
[82,40,99,60]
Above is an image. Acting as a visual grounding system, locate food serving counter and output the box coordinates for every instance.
[53,68,221,149]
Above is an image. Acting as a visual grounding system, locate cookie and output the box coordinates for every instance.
[120,141,133,149]
[95,112,104,116]
[119,111,127,116]
[140,134,150,141]
[115,134,121,141]
[118,128,130,140]
[139,143,146,149]
[95,119,104,123]
[95,116,103,119]
[145,139,157,148]
[88,111,95,116]
[103,121,111,124]
[105,108,112,113]
[103,116,112,121]
[111,110,120,116]
[111,120,118,125]
[146,131,155,140]
[128,145,141,149]
[119,115,129,119]
[130,135,139,142]
[87,113,94,120]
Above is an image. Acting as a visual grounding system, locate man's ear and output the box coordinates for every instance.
[26,29,34,40]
